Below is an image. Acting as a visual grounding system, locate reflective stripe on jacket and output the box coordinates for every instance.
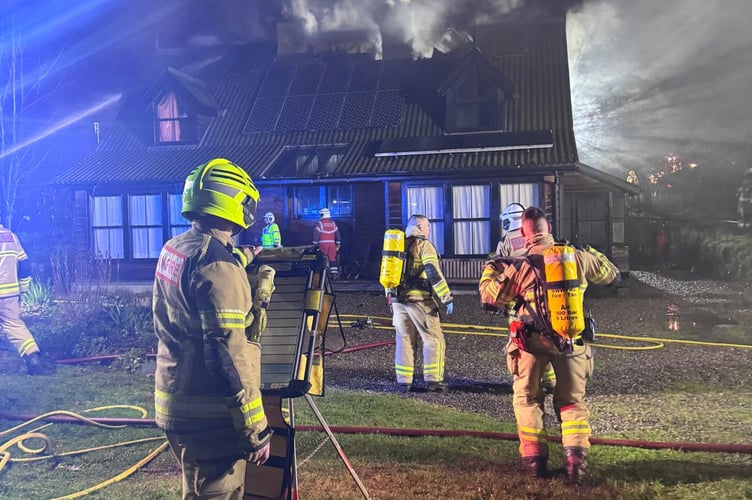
[401,226,452,304]
[313,219,340,245]
[261,223,281,248]
[0,226,30,299]
[152,224,269,449]
[479,233,619,336]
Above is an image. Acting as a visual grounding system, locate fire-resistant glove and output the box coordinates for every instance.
[445,302,454,316]
[247,265,276,343]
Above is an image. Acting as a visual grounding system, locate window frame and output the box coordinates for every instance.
[402,180,543,258]
[293,184,354,219]
[89,188,188,261]
[153,89,199,146]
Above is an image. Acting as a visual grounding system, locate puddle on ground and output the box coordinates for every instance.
[664,303,740,332]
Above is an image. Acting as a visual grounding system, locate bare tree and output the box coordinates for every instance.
[0,14,62,229]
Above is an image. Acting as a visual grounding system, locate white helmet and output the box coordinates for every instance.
[500,203,525,232]
[319,208,331,219]
[264,212,275,223]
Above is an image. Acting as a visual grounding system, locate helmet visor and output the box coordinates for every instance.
[242,195,258,228]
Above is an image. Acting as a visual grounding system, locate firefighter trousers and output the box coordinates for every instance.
[506,338,593,459]
[392,300,446,384]
[166,427,249,500]
[0,295,39,358]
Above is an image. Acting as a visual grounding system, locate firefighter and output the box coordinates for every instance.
[479,207,619,483]
[313,208,341,277]
[496,203,556,394]
[0,224,54,375]
[494,202,526,257]
[153,158,271,499]
[261,212,282,249]
[392,214,454,392]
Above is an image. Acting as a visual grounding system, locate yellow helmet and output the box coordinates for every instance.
[181,158,260,229]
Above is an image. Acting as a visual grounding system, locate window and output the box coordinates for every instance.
[168,193,191,237]
[91,195,124,259]
[154,90,197,144]
[129,195,163,259]
[446,68,505,133]
[294,185,354,219]
[406,186,445,254]
[452,185,490,255]
[499,183,540,216]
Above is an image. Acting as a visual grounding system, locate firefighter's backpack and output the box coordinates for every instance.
[529,244,585,339]
[379,229,406,290]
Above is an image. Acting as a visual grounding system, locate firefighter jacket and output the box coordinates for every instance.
[153,223,271,452]
[479,233,618,347]
[495,228,527,258]
[0,225,32,299]
[313,218,340,246]
[398,224,453,305]
[261,222,281,249]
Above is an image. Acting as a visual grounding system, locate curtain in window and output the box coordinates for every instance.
[92,196,124,259]
[406,186,444,254]
[93,229,124,259]
[499,183,539,212]
[157,91,181,142]
[452,185,490,255]
[130,195,163,259]
[169,193,190,237]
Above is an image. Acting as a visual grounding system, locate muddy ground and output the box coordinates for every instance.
[325,271,752,440]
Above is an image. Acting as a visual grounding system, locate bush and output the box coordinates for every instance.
[27,290,156,362]
[21,278,54,313]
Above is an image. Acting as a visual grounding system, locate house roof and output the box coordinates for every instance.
[53,21,584,187]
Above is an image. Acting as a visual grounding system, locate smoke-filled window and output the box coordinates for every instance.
[445,67,505,133]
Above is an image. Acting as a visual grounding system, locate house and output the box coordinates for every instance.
[51,17,639,284]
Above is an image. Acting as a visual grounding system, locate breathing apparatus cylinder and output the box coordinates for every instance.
[379,229,405,292]
[543,245,585,339]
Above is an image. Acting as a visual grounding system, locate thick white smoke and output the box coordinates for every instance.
[288,0,523,59]
[567,0,752,173]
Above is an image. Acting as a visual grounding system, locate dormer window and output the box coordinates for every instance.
[446,68,506,133]
[154,90,198,144]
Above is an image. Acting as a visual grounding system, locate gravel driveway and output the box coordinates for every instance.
[325,272,752,441]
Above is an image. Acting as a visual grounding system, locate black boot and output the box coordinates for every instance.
[564,448,588,484]
[521,456,548,478]
[24,353,56,376]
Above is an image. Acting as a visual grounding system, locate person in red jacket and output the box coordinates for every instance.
[313,208,341,277]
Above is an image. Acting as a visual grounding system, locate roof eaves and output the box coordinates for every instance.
[576,163,641,194]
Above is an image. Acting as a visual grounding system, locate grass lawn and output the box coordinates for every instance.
[1,363,751,499]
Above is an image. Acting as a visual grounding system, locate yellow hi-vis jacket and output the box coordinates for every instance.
[479,233,619,342]
[0,225,32,298]
[153,223,270,452]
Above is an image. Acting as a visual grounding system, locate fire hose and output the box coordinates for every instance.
[2,316,751,497]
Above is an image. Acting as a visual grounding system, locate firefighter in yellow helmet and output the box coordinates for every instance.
[153,158,271,499]
[479,207,619,483]
[392,214,453,392]
[495,203,555,394]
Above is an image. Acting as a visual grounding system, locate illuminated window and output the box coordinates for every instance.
[168,193,191,237]
[294,185,353,219]
[129,195,163,259]
[452,185,490,255]
[91,195,124,259]
[406,186,445,254]
[154,90,198,144]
